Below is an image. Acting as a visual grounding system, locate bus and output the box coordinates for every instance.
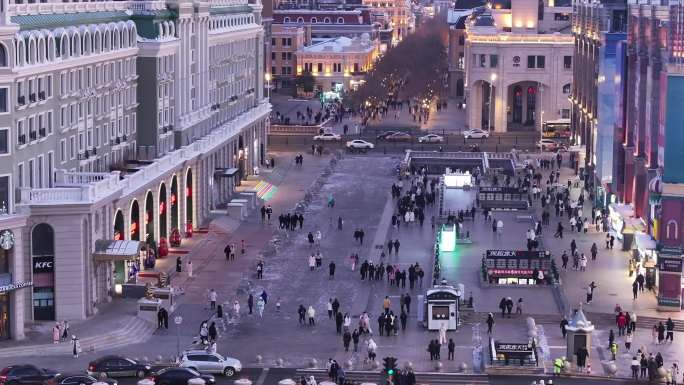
[542,118,571,139]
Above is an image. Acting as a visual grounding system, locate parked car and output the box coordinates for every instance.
[179,350,242,376]
[152,368,215,385]
[537,139,567,152]
[418,134,444,143]
[87,356,152,378]
[462,129,490,139]
[312,133,341,141]
[346,140,374,150]
[44,374,117,385]
[0,365,56,385]
[376,131,398,139]
[385,132,412,142]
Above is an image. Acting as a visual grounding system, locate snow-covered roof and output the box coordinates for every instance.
[299,35,375,53]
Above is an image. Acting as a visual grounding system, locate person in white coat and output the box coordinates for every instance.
[187,260,193,278]
[71,335,81,358]
[308,255,316,271]
[233,299,240,318]
[439,323,448,345]
[307,306,316,326]
[256,297,265,318]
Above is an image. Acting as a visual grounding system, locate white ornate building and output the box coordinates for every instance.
[464,0,573,133]
[0,0,270,340]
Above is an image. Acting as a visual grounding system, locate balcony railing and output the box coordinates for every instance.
[19,101,271,205]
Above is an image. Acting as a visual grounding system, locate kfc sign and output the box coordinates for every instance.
[33,256,54,273]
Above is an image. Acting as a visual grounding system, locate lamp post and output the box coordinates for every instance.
[174,315,183,359]
[538,81,543,154]
[265,73,271,99]
[488,73,497,132]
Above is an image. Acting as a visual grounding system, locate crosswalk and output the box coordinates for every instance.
[295,369,490,385]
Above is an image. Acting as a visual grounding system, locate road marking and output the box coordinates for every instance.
[255,367,270,385]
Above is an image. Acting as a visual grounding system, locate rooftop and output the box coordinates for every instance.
[299,35,376,53]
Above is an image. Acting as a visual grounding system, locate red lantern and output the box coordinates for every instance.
[170,228,181,247]
[185,223,193,238]
[114,230,122,240]
[159,201,165,215]
[186,187,192,197]
[527,87,536,95]
[170,194,177,205]
[130,221,138,236]
[145,211,151,224]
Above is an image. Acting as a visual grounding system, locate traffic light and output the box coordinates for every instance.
[382,356,398,377]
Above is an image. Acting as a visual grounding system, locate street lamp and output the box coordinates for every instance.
[488,73,497,132]
[264,73,271,99]
[538,81,543,154]
[174,315,183,359]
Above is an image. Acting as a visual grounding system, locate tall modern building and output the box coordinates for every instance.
[0,0,270,340]
[571,0,627,206]
[464,0,574,133]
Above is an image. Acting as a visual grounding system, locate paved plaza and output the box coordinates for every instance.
[3,148,683,384]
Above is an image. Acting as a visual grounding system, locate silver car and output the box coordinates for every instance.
[179,351,242,376]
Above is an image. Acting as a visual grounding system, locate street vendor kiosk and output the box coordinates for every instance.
[490,340,538,366]
[425,285,461,330]
[483,250,552,285]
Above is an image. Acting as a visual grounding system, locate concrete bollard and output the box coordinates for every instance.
[234,379,253,385]
[526,317,536,331]
[277,379,296,385]
[309,358,318,368]
[657,367,667,379]
[345,360,353,369]
[255,355,263,364]
[275,358,284,367]
[142,357,149,363]
[460,362,468,372]
[528,329,538,339]
[370,360,379,369]
[605,362,617,376]
[137,380,154,385]
[404,361,413,370]
[434,361,443,371]
[156,355,163,363]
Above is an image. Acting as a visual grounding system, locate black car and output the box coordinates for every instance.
[0,365,56,385]
[44,374,117,385]
[87,356,151,378]
[152,368,215,385]
[376,131,398,140]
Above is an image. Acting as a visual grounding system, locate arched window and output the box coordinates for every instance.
[562,83,571,94]
[666,220,679,240]
[337,17,344,24]
[32,223,54,257]
[297,17,304,23]
[283,17,291,23]
[323,17,331,23]
[311,17,318,23]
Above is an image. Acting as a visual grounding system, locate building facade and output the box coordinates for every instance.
[361,0,413,43]
[270,24,308,88]
[464,0,574,133]
[0,0,270,340]
[571,0,627,207]
[296,35,378,94]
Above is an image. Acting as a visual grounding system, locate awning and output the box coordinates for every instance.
[635,232,657,251]
[214,168,239,178]
[93,240,142,261]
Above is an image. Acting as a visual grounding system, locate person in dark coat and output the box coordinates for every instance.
[560,317,569,338]
[208,322,218,342]
[176,257,182,273]
[248,294,254,314]
[335,311,344,334]
[400,310,407,331]
[342,330,351,351]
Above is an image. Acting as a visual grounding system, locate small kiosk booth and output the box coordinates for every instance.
[657,254,683,311]
[424,284,461,331]
[443,169,473,189]
[483,250,552,285]
[477,186,529,210]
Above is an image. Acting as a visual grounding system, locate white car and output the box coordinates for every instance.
[346,139,374,149]
[537,139,567,152]
[179,350,242,376]
[418,134,444,143]
[313,133,341,141]
[463,129,490,139]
